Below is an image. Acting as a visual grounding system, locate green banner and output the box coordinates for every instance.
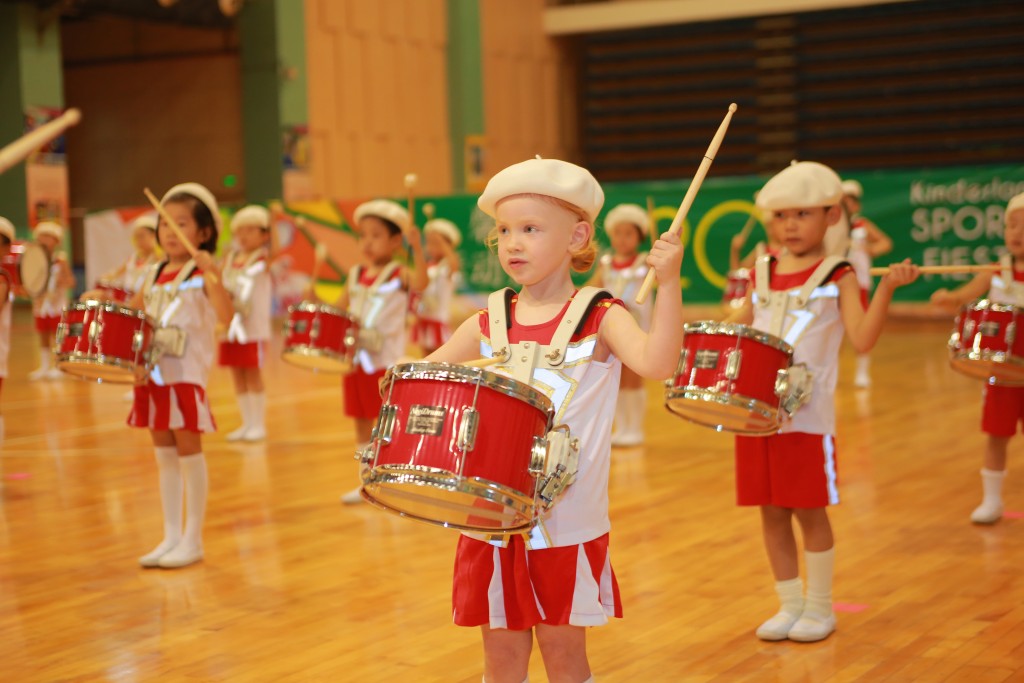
[425,164,1024,303]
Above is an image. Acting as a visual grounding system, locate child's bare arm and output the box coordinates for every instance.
[930,271,991,310]
[841,260,919,353]
[424,315,482,364]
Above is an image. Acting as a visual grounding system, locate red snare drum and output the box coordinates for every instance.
[667,322,796,434]
[55,301,155,383]
[949,300,1024,385]
[358,362,556,533]
[281,301,359,373]
[722,268,751,310]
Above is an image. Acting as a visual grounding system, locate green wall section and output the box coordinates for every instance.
[16,3,64,109]
[446,0,484,192]
[275,0,307,129]
[239,0,284,203]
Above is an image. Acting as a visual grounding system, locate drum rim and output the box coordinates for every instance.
[67,299,156,326]
[683,321,794,356]
[665,386,780,435]
[362,465,535,533]
[18,242,51,298]
[962,298,1022,314]
[287,300,357,320]
[281,344,352,373]
[385,361,554,415]
[55,354,143,384]
[949,352,1024,386]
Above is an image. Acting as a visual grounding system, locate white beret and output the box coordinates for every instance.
[603,203,650,237]
[477,156,604,221]
[354,199,409,230]
[841,179,863,198]
[0,217,14,242]
[230,205,270,232]
[161,182,222,231]
[756,161,843,211]
[34,221,64,241]
[1007,192,1024,217]
[424,218,462,247]
[131,213,157,232]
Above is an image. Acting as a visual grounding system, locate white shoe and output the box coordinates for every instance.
[755,610,802,641]
[242,426,266,442]
[226,425,249,442]
[47,367,65,380]
[341,486,365,504]
[28,367,48,381]
[787,612,836,642]
[854,370,871,388]
[139,538,181,568]
[157,541,204,568]
[971,499,1003,524]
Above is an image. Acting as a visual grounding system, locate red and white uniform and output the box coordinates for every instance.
[0,269,12,377]
[597,251,652,330]
[219,248,272,368]
[121,253,160,295]
[128,261,217,433]
[452,290,624,630]
[411,259,456,350]
[342,263,408,419]
[33,257,69,333]
[982,255,1024,437]
[735,256,854,508]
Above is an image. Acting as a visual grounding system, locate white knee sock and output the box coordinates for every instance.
[980,468,1006,504]
[803,548,835,617]
[248,392,266,432]
[178,453,208,549]
[38,350,52,371]
[139,446,183,565]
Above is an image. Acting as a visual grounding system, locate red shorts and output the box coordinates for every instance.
[342,368,387,419]
[735,432,839,508]
[982,383,1024,437]
[128,382,217,433]
[34,315,60,334]
[452,533,622,630]
[218,340,264,368]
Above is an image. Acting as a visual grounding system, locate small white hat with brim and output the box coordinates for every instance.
[161,182,222,231]
[230,205,271,232]
[0,217,14,242]
[131,213,157,232]
[1008,192,1024,217]
[756,161,844,211]
[477,156,604,222]
[424,218,462,247]
[354,199,409,231]
[34,221,64,241]
[604,203,650,237]
[841,179,863,198]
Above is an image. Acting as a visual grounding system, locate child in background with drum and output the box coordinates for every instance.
[335,199,427,504]
[28,221,76,381]
[0,217,14,425]
[590,203,653,447]
[127,183,233,569]
[729,161,918,643]
[219,205,274,442]
[95,214,160,301]
[425,158,684,683]
[841,179,894,388]
[411,211,462,354]
[931,191,1024,524]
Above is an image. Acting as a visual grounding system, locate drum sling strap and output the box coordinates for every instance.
[224,247,268,343]
[142,260,198,359]
[351,261,402,352]
[755,255,850,339]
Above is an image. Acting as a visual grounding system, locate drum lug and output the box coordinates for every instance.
[355,443,375,464]
[132,330,145,353]
[675,348,688,378]
[1007,321,1016,346]
[88,319,103,346]
[456,407,479,452]
[310,315,321,340]
[725,349,742,380]
[529,436,547,476]
[372,404,397,444]
[55,322,67,346]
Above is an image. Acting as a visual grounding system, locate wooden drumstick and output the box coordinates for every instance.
[635,103,738,304]
[293,215,345,277]
[423,202,436,222]
[143,187,220,284]
[461,356,504,369]
[404,173,418,232]
[736,211,759,244]
[869,263,1002,276]
[307,242,328,297]
[0,108,81,175]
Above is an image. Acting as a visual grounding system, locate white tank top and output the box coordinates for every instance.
[348,263,408,373]
[988,254,1024,306]
[122,253,160,294]
[752,256,851,435]
[599,251,652,330]
[33,259,68,317]
[417,260,455,323]
[223,248,272,342]
[142,261,218,387]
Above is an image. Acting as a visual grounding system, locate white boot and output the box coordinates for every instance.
[755,577,803,640]
[854,354,871,388]
[788,549,837,642]
[971,468,1005,524]
[243,392,267,441]
[139,446,183,567]
[159,453,207,568]
[29,349,52,381]
[226,393,251,442]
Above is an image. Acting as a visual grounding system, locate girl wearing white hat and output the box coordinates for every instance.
[840,178,893,388]
[90,213,161,302]
[412,212,463,353]
[424,157,684,683]
[28,221,76,381]
[729,161,919,643]
[931,192,1024,525]
[126,182,235,569]
[590,202,654,447]
[218,205,275,442]
[0,217,15,419]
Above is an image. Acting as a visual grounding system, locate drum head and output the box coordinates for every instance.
[19,243,51,298]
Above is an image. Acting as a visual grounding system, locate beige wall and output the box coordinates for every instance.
[304,0,451,200]
[62,16,244,211]
[480,0,580,176]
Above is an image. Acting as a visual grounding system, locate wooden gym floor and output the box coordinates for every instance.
[0,304,1022,683]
